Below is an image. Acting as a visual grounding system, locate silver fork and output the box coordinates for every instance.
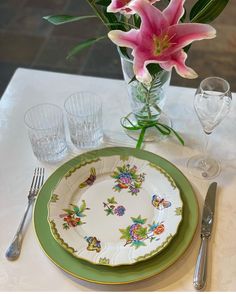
[5,167,45,261]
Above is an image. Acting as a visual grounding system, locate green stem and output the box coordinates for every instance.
[153,104,162,114]
[120,114,185,149]
[142,77,160,120]
[131,15,136,27]
[104,21,138,29]
[103,202,113,210]
[85,0,109,28]
[154,124,171,135]
[146,100,152,119]
[138,83,151,120]
[136,127,146,149]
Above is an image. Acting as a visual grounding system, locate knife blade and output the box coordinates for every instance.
[193,182,217,290]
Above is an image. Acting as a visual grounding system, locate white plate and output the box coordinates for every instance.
[48,154,183,266]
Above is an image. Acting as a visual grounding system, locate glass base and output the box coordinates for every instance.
[187,154,220,179]
[123,112,172,142]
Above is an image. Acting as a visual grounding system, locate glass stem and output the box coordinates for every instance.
[201,132,211,171]
[203,132,210,159]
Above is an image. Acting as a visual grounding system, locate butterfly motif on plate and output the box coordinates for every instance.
[79,167,96,188]
[152,195,171,210]
[85,236,101,253]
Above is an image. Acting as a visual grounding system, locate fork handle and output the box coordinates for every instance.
[5,199,34,261]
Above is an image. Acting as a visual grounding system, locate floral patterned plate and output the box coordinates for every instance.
[48,153,183,266]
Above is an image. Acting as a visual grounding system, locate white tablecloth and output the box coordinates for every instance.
[1,68,236,291]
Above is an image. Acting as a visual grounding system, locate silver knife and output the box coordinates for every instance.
[193,182,217,290]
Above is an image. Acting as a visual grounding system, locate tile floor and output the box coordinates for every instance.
[0,0,235,97]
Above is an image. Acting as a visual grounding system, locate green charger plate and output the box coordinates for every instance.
[34,147,198,285]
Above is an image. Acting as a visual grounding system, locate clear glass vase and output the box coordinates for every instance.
[120,52,172,141]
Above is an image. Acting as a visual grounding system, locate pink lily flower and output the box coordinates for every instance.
[108,0,216,84]
[107,0,159,15]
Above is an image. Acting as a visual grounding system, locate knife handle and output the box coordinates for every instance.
[193,236,208,290]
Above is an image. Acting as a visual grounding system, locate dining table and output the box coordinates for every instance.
[0,68,236,291]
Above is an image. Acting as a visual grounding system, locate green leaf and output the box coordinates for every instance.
[79,200,87,213]
[113,185,121,192]
[130,172,137,179]
[107,197,117,204]
[43,15,97,25]
[63,209,74,215]
[70,204,79,213]
[183,44,192,53]
[171,128,185,145]
[102,6,117,23]
[136,226,147,238]
[133,14,141,28]
[132,240,146,248]
[63,223,69,229]
[111,170,118,175]
[117,166,123,172]
[155,122,184,145]
[76,212,86,217]
[128,75,137,84]
[131,215,147,225]
[105,208,114,216]
[154,124,171,136]
[134,182,142,189]
[50,194,59,202]
[190,0,229,23]
[95,0,111,6]
[101,6,125,30]
[66,36,106,59]
[119,46,130,59]
[147,63,163,76]
[119,226,131,240]
[175,207,182,216]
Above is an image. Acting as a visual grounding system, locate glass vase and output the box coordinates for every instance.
[120,52,172,142]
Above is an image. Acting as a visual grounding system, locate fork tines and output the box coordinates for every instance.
[29,167,45,195]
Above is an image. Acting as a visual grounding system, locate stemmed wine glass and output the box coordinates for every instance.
[187,77,232,179]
